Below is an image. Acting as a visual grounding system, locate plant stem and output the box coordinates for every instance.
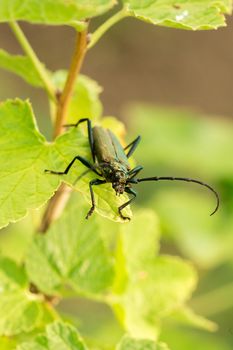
[87,8,128,50]
[54,28,88,138]
[9,21,56,102]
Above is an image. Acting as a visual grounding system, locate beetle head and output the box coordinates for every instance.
[112,170,127,195]
[100,161,129,195]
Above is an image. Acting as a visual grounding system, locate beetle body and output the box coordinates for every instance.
[45,118,219,220]
[93,126,130,194]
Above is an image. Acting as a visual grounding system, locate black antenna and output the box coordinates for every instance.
[135,176,219,216]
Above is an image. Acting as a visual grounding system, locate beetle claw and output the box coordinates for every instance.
[86,207,95,219]
[121,216,131,221]
[118,210,131,221]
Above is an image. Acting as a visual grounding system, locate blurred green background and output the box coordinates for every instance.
[0,13,233,350]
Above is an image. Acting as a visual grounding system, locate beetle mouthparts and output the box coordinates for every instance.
[112,182,125,195]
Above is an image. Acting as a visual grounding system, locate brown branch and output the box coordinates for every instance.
[39,29,88,233]
[38,183,72,233]
[54,28,88,138]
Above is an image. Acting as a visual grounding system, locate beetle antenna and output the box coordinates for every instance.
[134,176,219,216]
[73,169,91,186]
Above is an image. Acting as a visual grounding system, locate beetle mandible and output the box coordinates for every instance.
[45,118,219,220]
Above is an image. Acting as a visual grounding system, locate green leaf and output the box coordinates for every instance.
[0,257,54,336]
[119,210,160,274]
[124,0,232,30]
[169,307,217,332]
[0,256,27,291]
[0,1,116,27]
[113,210,197,339]
[0,99,131,229]
[0,291,43,336]
[117,335,170,350]
[0,49,46,87]
[0,99,58,229]
[112,210,159,295]
[25,199,114,295]
[17,321,87,350]
[120,256,196,339]
[53,72,103,122]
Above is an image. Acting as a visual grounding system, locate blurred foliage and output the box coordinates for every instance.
[126,104,233,268]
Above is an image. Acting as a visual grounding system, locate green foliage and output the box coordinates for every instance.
[0,0,232,349]
[0,256,27,290]
[126,104,233,268]
[124,0,232,30]
[0,99,53,229]
[17,321,87,350]
[0,99,131,228]
[0,49,45,87]
[0,0,231,30]
[52,72,103,123]
[0,256,54,336]
[117,335,169,350]
[0,0,115,27]
[25,200,114,295]
[109,210,214,340]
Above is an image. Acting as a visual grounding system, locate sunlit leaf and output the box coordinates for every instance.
[0,99,52,229]
[124,0,232,30]
[0,1,116,27]
[25,199,114,295]
[0,99,131,229]
[0,49,46,87]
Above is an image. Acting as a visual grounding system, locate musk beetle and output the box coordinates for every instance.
[45,118,219,220]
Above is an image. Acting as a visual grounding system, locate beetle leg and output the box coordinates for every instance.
[124,135,141,158]
[45,155,101,176]
[63,118,95,162]
[118,187,137,221]
[86,179,106,219]
[127,165,143,180]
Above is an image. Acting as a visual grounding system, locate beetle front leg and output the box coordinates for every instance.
[45,155,101,176]
[128,165,143,180]
[86,179,106,219]
[63,118,95,162]
[124,135,141,158]
[118,187,137,221]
